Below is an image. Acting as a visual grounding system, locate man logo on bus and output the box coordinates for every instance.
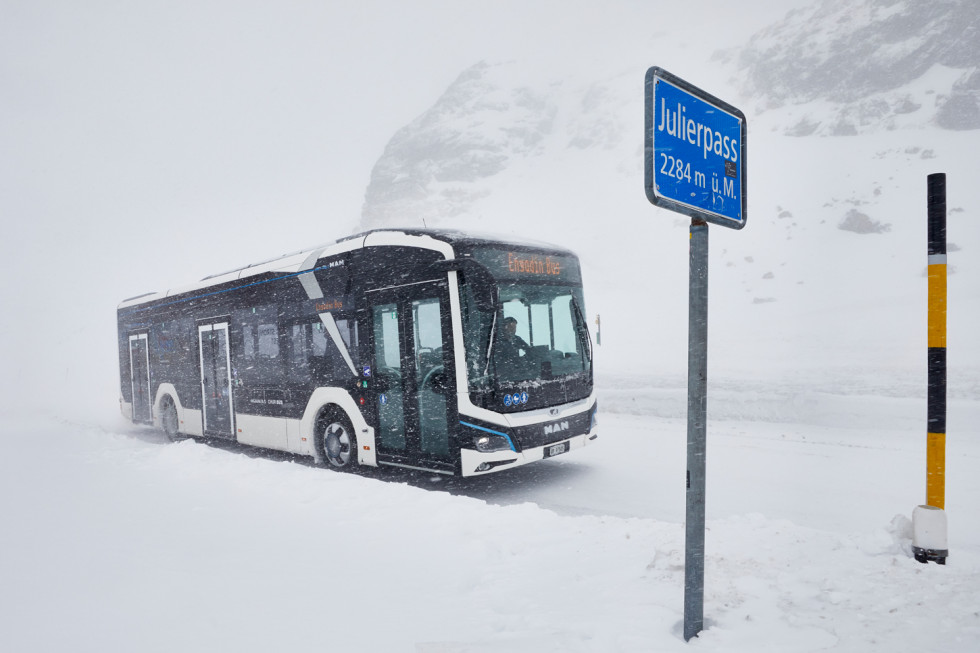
[504,394,513,407]
[544,421,570,436]
[362,365,371,377]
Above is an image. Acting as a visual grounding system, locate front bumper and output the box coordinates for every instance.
[459,428,597,476]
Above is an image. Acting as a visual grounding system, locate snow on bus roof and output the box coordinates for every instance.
[116,230,445,310]
[116,229,574,310]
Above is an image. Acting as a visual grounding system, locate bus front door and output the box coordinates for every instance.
[129,333,151,423]
[198,321,235,438]
[369,281,455,470]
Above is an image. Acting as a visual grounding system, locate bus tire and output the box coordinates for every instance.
[317,408,357,470]
[160,395,182,442]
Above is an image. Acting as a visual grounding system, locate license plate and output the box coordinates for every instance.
[544,441,569,458]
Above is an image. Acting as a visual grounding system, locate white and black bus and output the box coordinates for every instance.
[117,229,597,476]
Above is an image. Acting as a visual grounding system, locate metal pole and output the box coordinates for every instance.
[684,218,709,641]
[926,173,947,510]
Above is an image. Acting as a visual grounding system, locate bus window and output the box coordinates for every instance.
[242,324,255,359]
[311,321,328,356]
[374,307,400,370]
[493,287,589,384]
[257,324,279,358]
[502,299,530,343]
[414,298,448,457]
[335,318,359,363]
[288,323,313,383]
[461,282,493,393]
[289,319,359,384]
[238,305,282,385]
[530,303,551,347]
[373,304,405,451]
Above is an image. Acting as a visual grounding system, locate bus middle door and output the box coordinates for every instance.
[367,281,455,471]
[198,321,235,439]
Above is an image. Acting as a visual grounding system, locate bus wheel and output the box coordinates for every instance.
[160,396,182,442]
[318,410,357,470]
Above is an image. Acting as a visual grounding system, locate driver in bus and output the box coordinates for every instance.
[496,316,530,367]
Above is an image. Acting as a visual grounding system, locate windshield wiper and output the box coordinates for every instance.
[570,296,593,366]
[482,310,498,377]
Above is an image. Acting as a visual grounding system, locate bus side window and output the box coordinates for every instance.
[288,323,312,383]
[311,321,328,357]
[327,318,358,380]
[336,318,359,365]
[242,324,256,359]
[237,305,282,385]
[257,323,279,359]
[305,317,358,383]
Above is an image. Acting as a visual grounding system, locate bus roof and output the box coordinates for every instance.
[117,228,575,310]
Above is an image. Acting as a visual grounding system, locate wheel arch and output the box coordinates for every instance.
[153,383,184,431]
[300,388,377,467]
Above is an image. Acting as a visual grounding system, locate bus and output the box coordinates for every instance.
[117,229,597,476]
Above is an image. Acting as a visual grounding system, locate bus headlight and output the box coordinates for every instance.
[474,434,512,453]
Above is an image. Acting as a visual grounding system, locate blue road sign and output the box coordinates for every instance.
[645,67,747,229]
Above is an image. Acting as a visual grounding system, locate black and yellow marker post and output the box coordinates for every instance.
[926,173,947,510]
[913,173,949,564]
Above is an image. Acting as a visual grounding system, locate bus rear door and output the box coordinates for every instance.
[128,332,151,423]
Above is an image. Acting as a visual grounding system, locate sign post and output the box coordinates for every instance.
[684,217,709,642]
[644,67,747,642]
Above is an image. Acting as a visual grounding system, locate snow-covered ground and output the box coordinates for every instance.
[2,374,978,652]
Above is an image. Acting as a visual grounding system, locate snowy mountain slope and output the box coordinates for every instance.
[362,62,562,229]
[731,0,980,134]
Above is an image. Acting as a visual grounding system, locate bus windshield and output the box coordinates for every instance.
[493,284,590,383]
[462,281,592,402]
